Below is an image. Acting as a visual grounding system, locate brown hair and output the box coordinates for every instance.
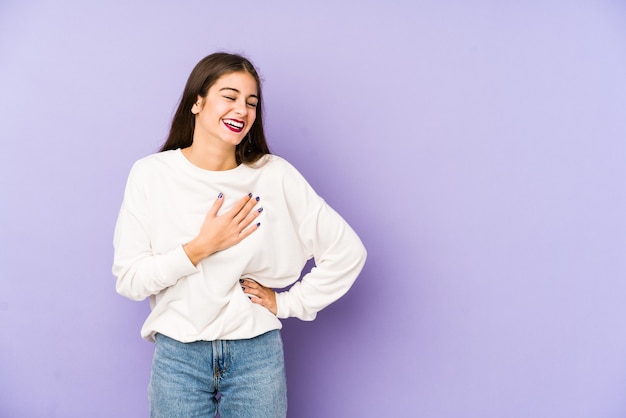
[160,52,270,164]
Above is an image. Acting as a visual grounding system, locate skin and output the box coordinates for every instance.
[181,71,277,315]
[240,279,278,315]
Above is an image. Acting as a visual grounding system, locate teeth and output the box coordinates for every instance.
[225,120,244,129]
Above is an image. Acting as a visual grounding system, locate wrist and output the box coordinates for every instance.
[183,240,213,266]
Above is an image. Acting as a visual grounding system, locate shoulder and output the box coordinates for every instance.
[254,155,315,191]
[256,154,304,179]
[126,150,179,185]
[259,155,322,203]
[132,150,177,171]
[130,150,178,174]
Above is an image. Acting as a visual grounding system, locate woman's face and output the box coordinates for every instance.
[193,71,259,148]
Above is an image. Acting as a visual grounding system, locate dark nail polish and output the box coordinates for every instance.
[256,222,261,227]
[248,192,253,198]
[239,279,244,283]
[257,207,263,213]
[255,196,260,202]
[218,192,223,199]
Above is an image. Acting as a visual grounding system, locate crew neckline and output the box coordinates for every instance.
[174,148,247,177]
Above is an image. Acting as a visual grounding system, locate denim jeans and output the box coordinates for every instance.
[149,330,287,417]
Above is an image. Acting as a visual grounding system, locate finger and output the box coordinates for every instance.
[243,287,262,301]
[241,280,263,295]
[207,192,225,218]
[250,294,275,314]
[241,278,259,290]
[241,281,276,313]
[250,297,265,307]
[237,221,261,239]
[235,206,263,233]
[233,195,260,224]
[247,285,266,299]
[228,193,254,218]
[240,279,254,292]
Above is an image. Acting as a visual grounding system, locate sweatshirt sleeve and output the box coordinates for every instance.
[112,161,198,301]
[274,161,367,320]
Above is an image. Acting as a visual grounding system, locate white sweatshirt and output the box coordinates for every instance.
[112,149,366,342]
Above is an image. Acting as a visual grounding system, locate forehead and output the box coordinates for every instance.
[212,71,258,94]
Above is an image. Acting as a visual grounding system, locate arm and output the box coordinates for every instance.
[254,160,367,320]
[241,203,366,319]
[112,201,197,301]
[274,202,367,320]
[112,163,262,301]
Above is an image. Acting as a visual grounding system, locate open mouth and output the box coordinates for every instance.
[223,119,244,133]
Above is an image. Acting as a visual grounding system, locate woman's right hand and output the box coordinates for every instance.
[183,193,262,266]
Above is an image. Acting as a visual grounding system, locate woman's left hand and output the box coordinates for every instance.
[240,279,277,315]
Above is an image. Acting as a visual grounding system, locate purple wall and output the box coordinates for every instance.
[1,1,625,417]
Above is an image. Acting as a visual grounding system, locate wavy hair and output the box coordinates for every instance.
[160,52,270,164]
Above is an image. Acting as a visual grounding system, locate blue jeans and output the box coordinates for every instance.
[149,330,287,417]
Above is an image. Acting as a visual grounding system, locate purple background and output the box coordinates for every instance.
[1,1,625,417]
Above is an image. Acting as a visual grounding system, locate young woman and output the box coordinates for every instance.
[112,52,367,417]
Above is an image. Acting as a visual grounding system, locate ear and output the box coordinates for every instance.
[191,96,204,115]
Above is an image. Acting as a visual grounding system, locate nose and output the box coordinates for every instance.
[234,98,248,116]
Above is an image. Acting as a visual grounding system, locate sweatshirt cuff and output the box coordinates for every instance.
[275,291,290,319]
[274,290,317,321]
[159,244,199,286]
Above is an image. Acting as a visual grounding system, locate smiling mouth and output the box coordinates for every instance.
[223,119,244,133]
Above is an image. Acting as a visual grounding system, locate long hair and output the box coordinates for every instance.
[160,52,270,164]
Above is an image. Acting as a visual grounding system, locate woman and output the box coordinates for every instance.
[112,52,367,417]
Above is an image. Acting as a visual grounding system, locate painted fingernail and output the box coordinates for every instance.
[239,279,244,283]
[255,196,260,202]
[248,192,253,198]
[218,192,223,199]
[257,207,263,213]
[256,222,261,227]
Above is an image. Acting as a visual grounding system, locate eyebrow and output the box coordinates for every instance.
[219,87,258,99]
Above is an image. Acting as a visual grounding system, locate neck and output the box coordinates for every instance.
[182,142,238,171]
